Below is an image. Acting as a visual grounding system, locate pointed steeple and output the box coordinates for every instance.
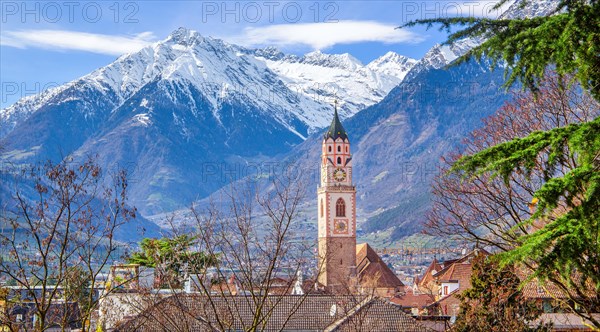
[324,100,348,141]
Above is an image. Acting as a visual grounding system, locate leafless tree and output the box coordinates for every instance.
[188,170,317,331]
[0,157,136,331]
[106,169,333,331]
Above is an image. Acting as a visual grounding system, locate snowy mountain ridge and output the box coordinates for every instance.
[255,49,417,116]
[1,29,417,139]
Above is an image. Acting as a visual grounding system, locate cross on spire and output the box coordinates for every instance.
[324,100,348,141]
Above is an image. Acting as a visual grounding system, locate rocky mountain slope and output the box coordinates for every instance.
[0,29,415,216]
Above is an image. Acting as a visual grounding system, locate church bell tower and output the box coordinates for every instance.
[317,101,357,291]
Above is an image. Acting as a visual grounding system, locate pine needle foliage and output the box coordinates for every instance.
[451,117,600,293]
[401,0,600,101]
[128,235,218,280]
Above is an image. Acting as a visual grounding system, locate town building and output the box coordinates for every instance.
[391,248,488,317]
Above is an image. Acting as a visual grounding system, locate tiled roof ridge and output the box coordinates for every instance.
[435,261,457,280]
[324,295,374,332]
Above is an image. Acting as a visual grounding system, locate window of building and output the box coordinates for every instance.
[338,145,341,152]
[328,146,332,152]
[337,157,342,165]
[443,286,448,295]
[346,146,348,152]
[336,198,346,217]
[320,199,323,217]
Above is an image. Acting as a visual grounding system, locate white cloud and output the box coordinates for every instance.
[0,30,157,56]
[224,20,424,50]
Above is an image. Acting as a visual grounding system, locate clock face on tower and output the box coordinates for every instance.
[334,219,348,234]
[333,168,347,182]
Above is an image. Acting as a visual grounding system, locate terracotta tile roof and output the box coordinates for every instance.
[115,295,364,331]
[434,263,473,290]
[432,249,488,278]
[391,286,436,309]
[356,243,404,289]
[515,268,586,300]
[115,294,433,331]
[417,249,490,316]
[520,278,569,300]
[528,313,600,331]
[514,263,598,301]
[441,258,458,266]
[424,248,489,291]
[419,258,443,288]
[333,298,436,332]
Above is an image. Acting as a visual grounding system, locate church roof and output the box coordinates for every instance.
[356,243,404,289]
[324,104,348,141]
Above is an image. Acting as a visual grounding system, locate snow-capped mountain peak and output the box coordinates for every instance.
[165,27,205,46]
[418,38,481,70]
[253,48,417,115]
[301,50,363,70]
[368,51,412,67]
[367,51,418,80]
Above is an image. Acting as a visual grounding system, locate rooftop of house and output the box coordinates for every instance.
[434,262,473,289]
[115,294,435,332]
[7,301,82,330]
[418,258,443,288]
[528,313,600,331]
[391,286,436,309]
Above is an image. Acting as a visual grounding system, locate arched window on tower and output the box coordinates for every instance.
[320,199,324,217]
[337,157,342,165]
[337,145,341,152]
[346,146,348,153]
[328,146,332,152]
[336,198,346,217]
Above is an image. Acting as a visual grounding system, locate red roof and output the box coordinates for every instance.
[419,258,443,288]
[391,286,436,309]
[356,243,404,289]
[434,262,473,289]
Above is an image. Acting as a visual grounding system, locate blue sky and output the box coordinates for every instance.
[0,1,506,108]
